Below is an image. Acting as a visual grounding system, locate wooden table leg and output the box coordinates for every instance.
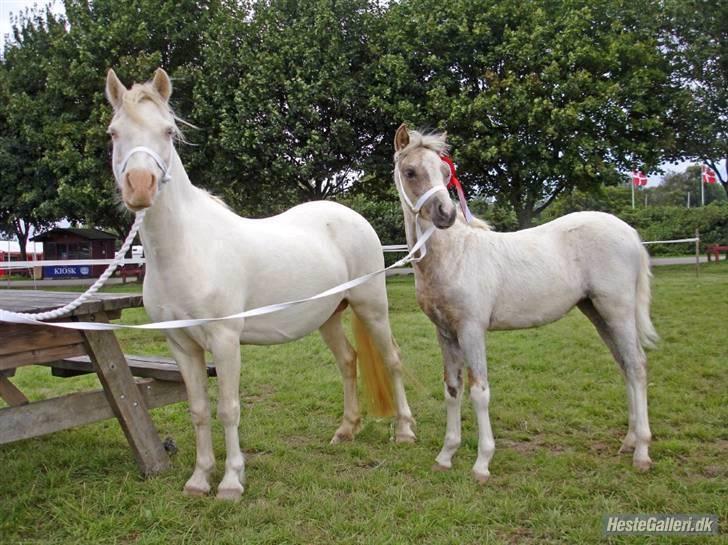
[0,376,29,407]
[80,312,171,476]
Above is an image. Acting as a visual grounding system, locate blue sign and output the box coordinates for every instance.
[43,265,93,278]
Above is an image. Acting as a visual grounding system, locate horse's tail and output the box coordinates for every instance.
[636,244,659,349]
[351,312,396,417]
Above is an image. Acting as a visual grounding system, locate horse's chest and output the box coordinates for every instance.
[416,288,461,334]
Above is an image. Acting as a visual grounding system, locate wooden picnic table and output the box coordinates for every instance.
[0,290,188,476]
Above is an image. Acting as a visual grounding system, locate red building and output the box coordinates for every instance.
[31,228,117,278]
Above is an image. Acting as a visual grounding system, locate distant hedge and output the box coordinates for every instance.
[338,192,728,258]
[618,203,728,255]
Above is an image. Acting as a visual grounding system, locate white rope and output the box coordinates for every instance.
[8,211,146,320]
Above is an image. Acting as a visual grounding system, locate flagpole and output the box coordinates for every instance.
[701,165,705,206]
[631,178,635,209]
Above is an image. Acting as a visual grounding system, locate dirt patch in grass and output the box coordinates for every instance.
[500,434,569,455]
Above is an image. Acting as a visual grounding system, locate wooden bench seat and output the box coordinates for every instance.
[42,354,217,382]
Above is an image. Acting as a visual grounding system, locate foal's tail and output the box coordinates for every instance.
[636,244,659,349]
[351,313,396,417]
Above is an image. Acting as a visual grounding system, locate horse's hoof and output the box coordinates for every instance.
[183,484,210,497]
[472,470,490,484]
[216,486,244,501]
[330,431,354,445]
[431,463,451,472]
[395,432,416,444]
[633,458,652,472]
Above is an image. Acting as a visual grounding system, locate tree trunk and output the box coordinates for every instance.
[11,218,30,262]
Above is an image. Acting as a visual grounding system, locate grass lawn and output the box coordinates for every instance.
[0,263,726,544]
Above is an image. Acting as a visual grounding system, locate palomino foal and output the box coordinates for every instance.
[104,69,416,500]
[392,124,657,482]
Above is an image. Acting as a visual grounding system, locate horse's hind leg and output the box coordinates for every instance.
[433,329,465,472]
[578,299,652,471]
[167,334,215,496]
[319,310,361,444]
[348,292,415,442]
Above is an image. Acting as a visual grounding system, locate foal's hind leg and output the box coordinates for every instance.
[579,300,652,471]
[167,334,215,496]
[433,329,465,471]
[319,310,361,444]
[348,299,415,442]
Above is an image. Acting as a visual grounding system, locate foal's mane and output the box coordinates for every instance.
[398,129,492,231]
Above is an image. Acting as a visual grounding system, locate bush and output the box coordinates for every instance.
[618,203,728,255]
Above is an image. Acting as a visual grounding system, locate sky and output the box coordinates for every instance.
[0,0,724,188]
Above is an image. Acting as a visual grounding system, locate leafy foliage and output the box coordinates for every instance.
[371,0,678,226]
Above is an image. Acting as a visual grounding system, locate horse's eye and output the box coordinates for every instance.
[165,127,175,138]
[404,168,416,179]
[108,128,118,139]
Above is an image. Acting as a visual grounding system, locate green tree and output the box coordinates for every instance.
[662,0,727,195]
[371,0,679,227]
[650,165,726,207]
[0,10,64,259]
[191,0,383,215]
[1,0,220,238]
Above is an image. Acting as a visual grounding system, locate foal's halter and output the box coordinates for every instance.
[394,159,447,262]
[114,146,173,184]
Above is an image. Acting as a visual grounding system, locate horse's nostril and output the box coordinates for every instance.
[124,172,133,190]
[149,173,156,189]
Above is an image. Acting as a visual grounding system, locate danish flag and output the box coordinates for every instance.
[631,170,648,186]
[702,165,717,184]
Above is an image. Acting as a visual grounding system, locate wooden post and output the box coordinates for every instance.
[80,312,171,476]
[695,229,700,280]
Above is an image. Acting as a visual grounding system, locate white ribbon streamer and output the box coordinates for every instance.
[0,224,436,331]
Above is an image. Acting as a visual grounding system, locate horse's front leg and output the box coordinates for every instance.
[433,329,465,471]
[210,331,245,501]
[458,323,495,484]
[167,335,215,496]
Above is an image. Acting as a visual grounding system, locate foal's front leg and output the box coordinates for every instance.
[210,332,245,501]
[433,329,465,471]
[459,324,496,483]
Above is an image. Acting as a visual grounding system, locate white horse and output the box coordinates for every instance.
[104,68,416,501]
[392,124,658,483]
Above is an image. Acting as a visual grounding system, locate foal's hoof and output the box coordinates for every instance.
[395,432,417,444]
[472,470,490,485]
[216,485,244,501]
[431,463,451,472]
[633,458,653,472]
[330,431,354,445]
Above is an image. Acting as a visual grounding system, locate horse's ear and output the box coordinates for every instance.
[394,123,410,152]
[152,68,172,102]
[105,69,126,110]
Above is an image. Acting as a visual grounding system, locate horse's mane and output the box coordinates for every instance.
[121,82,189,142]
[399,129,493,231]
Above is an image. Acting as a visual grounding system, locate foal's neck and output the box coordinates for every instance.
[401,206,467,277]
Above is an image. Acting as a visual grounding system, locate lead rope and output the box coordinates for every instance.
[12,211,146,320]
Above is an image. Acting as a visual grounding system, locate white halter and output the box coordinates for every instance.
[115,146,172,184]
[394,160,447,262]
